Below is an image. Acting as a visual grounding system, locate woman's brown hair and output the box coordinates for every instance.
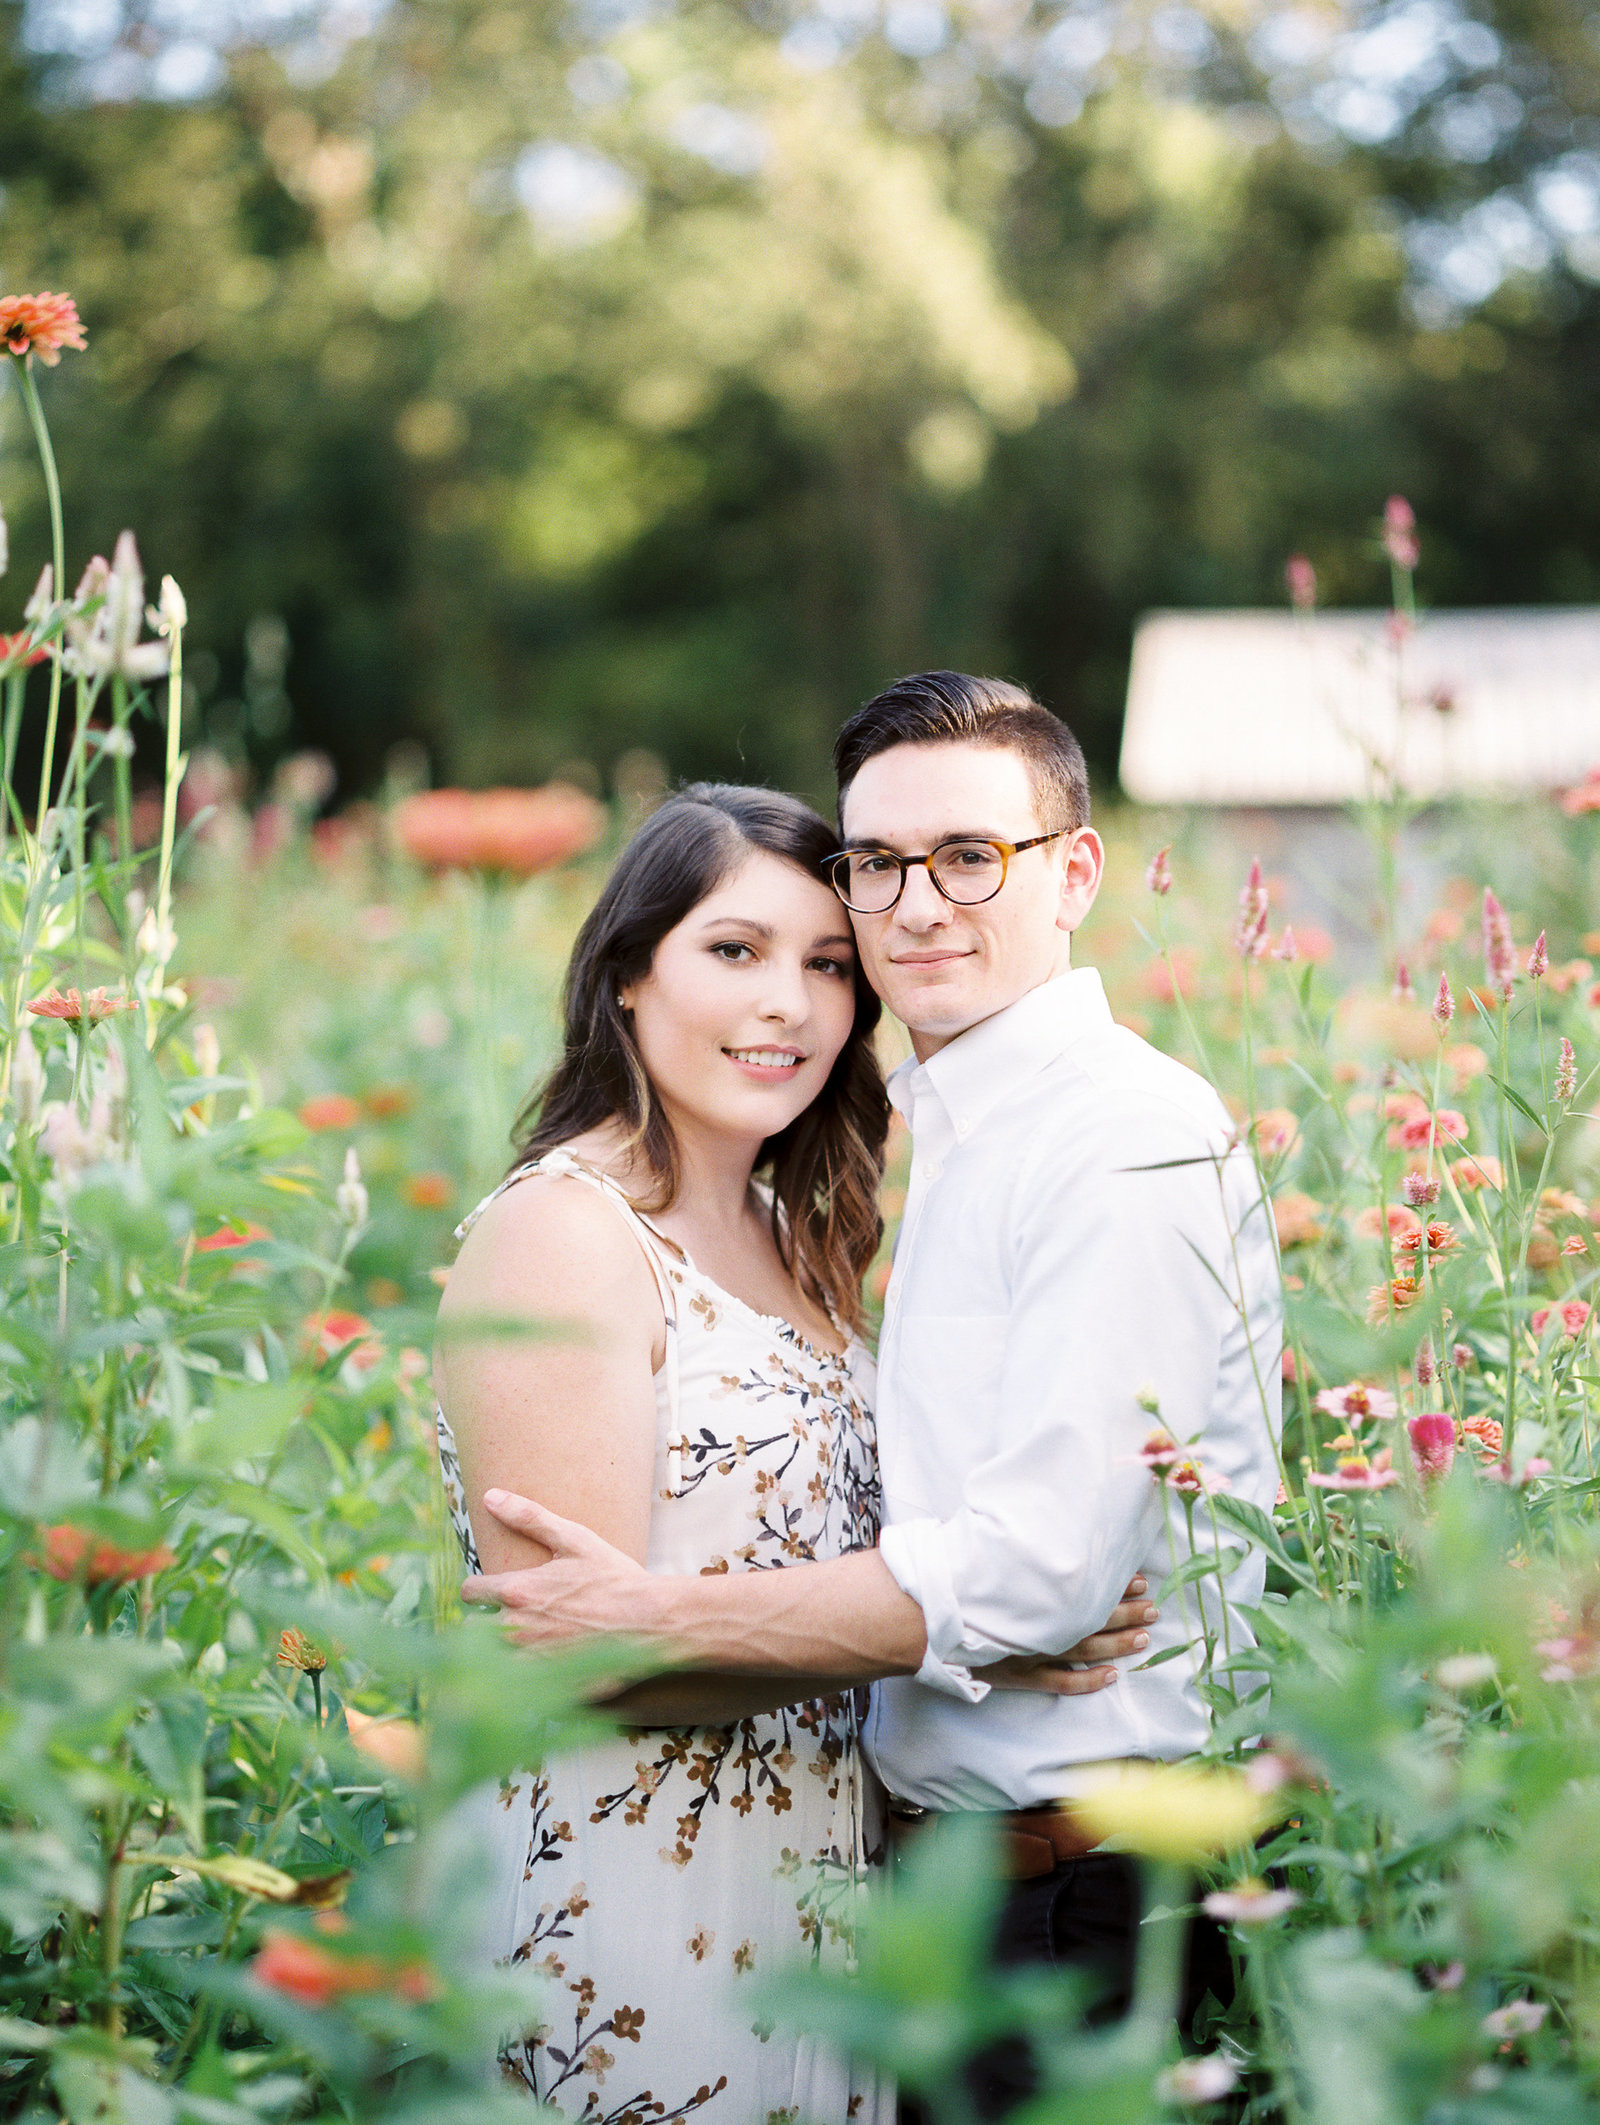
[512,784,888,1334]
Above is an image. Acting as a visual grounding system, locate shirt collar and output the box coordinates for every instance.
[886,966,1113,1134]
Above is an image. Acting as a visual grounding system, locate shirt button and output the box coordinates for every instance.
[955,1116,971,1137]
[920,1159,939,1179]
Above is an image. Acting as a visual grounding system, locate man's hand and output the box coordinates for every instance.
[986,1578,1158,1697]
[462,1489,668,1650]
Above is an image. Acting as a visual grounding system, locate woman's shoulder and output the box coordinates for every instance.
[441,1150,660,1321]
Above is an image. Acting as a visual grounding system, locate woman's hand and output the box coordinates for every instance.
[985,1577,1158,1696]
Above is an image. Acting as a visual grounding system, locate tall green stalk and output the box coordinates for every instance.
[9,357,66,823]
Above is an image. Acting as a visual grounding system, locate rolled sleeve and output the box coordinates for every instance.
[878,1517,991,1702]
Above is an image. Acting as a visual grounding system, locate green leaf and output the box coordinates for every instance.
[177,1381,309,1470]
[1156,1547,1247,1600]
[51,2050,178,2125]
[1489,1072,1548,1135]
[1211,1492,1321,1591]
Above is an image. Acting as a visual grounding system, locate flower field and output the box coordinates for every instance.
[9,305,1600,2124]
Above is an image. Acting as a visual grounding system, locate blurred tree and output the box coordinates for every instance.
[0,0,1596,800]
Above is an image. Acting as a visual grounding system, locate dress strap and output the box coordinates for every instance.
[456,1151,685,1488]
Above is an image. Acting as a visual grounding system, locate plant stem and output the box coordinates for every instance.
[12,357,66,822]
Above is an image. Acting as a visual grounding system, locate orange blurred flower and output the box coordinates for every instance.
[393,785,605,878]
[277,1628,330,1675]
[365,1085,414,1119]
[1140,947,1196,1002]
[305,1310,383,1370]
[299,1094,362,1132]
[1251,1109,1300,1160]
[404,1172,452,1209]
[1560,767,1600,815]
[1367,1276,1421,1321]
[38,1524,175,1587]
[194,1222,270,1253]
[1353,1202,1422,1240]
[252,1923,436,2007]
[344,1706,426,1780]
[1452,1153,1504,1191]
[0,631,48,673]
[26,986,133,1027]
[1272,1192,1324,1247]
[0,291,87,365]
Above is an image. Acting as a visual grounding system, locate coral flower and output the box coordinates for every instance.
[0,631,48,672]
[38,1524,175,1586]
[1250,1108,1299,1159]
[1408,1412,1456,1480]
[1272,1192,1323,1247]
[194,1222,270,1253]
[305,1310,383,1370]
[1462,1415,1503,1459]
[277,1628,330,1675]
[26,986,133,1028]
[1560,768,1600,816]
[0,291,87,365]
[1390,1108,1468,1151]
[251,1925,432,2006]
[1532,1300,1591,1341]
[393,785,606,878]
[405,1171,453,1209]
[1396,1220,1458,1258]
[345,1706,426,1780]
[1367,1276,1421,1321]
[1452,1153,1503,1191]
[364,1085,414,1119]
[1354,1202,1422,1241]
[1315,1383,1398,1424]
[299,1093,362,1132]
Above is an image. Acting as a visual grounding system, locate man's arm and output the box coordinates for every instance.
[465,1491,1156,1700]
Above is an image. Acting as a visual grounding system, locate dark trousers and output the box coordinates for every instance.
[900,1854,1234,2124]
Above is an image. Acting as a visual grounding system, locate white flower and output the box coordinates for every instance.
[10,1028,44,1130]
[38,1095,115,1183]
[0,501,8,580]
[1202,1879,1300,1924]
[192,1023,220,1079]
[64,532,170,683]
[156,574,187,635]
[1158,2055,1238,2104]
[24,563,53,623]
[97,726,135,760]
[1435,1654,1497,1692]
[336,1146,369,1228]
[1482,2000,1548,2040]
[136,906,178,964]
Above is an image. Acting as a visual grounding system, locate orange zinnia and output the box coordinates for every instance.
[393,785,605,878]
[0,292,87,365]
[306,1310,383,1371]
[0,632,48,672]
[404,1172,452,1209]
[194,1222,270,1253]
[299,1094,362,1132]
[38,1524,175,1587]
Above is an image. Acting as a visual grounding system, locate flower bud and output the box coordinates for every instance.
[336,1146,369,1229]
[1528,931,1548,981]
[1285,554,1316,611]
[1432,971,1455,1030]
[1144,845,1171,896]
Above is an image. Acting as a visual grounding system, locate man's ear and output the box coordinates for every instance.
[1057,828,1105,933]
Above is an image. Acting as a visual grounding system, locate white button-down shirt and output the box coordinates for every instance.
[866,967,1282,1811]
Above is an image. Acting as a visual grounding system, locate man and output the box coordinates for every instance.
[465,672,1283,2097]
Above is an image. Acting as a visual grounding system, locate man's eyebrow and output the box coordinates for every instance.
[836,829,1003,850]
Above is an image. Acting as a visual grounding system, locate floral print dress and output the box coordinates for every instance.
[438,1150,892,2125]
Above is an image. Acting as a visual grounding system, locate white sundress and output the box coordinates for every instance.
[437,1149,894,2125]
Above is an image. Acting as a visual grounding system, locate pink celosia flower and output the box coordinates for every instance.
[1453,1343,1476,1372]
[1424,1961,1466,1991]
[1393,961,1414,1001]
[1308,1450,1399,1491]
[1409,1412,1456,1480]
[1527,931,1548,981]
[1482,888,1515,1003]
[1402,1172,1441,1209]
[1383,494,1420,571]
[1232,858,1270,960]
[1432,971,1455,1030]
[1537,1629,1600,1681]
[1144,845,1171,896]
[1280,1347,1298,1385]
[1285,554,1317,610]
[1556,1038,1577,1104]
[1272,926,1298,963]
[1202,1879,1300,1924]
[1415,1339,1436,1388]
[1315,1383,1398,1424]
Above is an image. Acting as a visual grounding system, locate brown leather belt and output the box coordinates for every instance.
[886,1803,1104,1882]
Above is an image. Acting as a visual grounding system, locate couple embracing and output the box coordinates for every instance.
[434,671,1283,2122]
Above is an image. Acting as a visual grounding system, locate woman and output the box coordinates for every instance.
[438,784,892,2122]
[435,784,1138,2122]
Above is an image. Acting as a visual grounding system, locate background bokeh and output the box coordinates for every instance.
[3,0,1599,808]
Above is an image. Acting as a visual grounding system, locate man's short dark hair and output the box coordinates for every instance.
[833,671,1090,834]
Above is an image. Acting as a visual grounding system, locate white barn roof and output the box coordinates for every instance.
[1119,607,1600,806]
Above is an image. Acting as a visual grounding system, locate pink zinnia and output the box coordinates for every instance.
[1390,1108,1468,1151]
[1409,1412,1456,1480]
[1315,1383,1398,1424]
[1308,1451,1399,1492]
[1559,768,1600,816]
[0,291,87,366]
[1532,1300,1591,1341]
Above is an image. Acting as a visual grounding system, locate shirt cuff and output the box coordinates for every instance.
[878,1519,991,1704]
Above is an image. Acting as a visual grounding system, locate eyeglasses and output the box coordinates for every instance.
[824,831,1069,915]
